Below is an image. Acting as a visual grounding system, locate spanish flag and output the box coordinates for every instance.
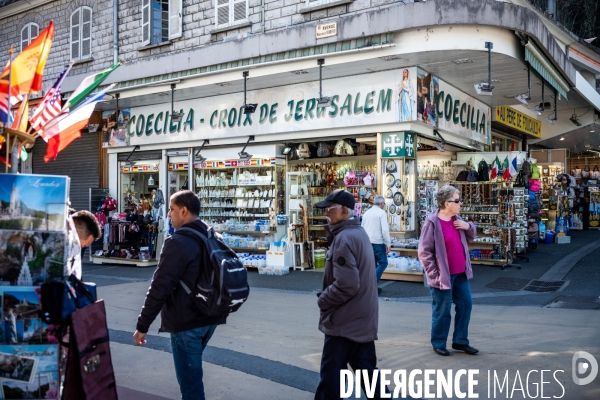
[1,21,54,95]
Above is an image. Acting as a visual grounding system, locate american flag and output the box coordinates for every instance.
[30,64,72,138]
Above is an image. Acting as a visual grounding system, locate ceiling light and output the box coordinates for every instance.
[282,146,293,155]
[546,116,555,125]
[590,129,595,133]
[492,79,501,83]
[474,83,493,96]
[291,70,308,75]
[515,94,529,105]
[317,58,331,108]
[87,124,99,133]
[379,55,403,61]
[473,42,494,96]
[559,137,565,141]
[452,58,474,65]
[433,129,446,152]
[215,82,231,87]
[170,84,184,122]
[242,71,258,114]
[238,135,254,160]
[194,139,209,163]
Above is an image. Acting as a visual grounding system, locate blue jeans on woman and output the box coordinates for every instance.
[371,243,388,282]
[170,324,217,400]
[429,273,472,349]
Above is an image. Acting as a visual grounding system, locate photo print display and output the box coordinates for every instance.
[1,288,51,345]
[0,351,37,384]
[0,174,69,232]
[0,345,59,399]
[0,231,65,286]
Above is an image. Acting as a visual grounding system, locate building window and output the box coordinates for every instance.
[215,0,248,28]
[141,0,182,46]
[70,7,92,61]
[21,23,39,51]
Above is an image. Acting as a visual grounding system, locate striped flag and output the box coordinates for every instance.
[30,64,72,135]
[490,156,500,179]
[63,63,120,112]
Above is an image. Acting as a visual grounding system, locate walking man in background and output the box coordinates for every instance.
[361,195,391,295]
[313,189,386,399]
[133,190,227,400]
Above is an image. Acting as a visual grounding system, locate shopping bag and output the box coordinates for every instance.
[63,300,118,400]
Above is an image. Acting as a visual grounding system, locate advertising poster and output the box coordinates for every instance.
[102,108,131,148]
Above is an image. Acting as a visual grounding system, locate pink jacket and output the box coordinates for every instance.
[418,210,476,290]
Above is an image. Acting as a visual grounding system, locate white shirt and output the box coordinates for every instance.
[361,205,391,247]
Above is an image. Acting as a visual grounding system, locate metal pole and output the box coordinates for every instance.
[485,42,493,90]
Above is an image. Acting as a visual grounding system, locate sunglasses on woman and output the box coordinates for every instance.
[447,198,462,204]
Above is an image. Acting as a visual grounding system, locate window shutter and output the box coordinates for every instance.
[168,0,183,40]
[216,0,230,26]
[81,7,92,59]
[21,26,29,52]
[142,0,151,46]
[232,0,247,23]
[71,10,81,60]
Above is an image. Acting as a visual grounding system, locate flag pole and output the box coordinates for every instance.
[4,46,12,172]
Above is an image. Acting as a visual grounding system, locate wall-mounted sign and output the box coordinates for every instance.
[316,22,337,39]
[416,68,491,145]
[381,132,415,158]
[493,106,541,138]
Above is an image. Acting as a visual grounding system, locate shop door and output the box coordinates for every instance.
[31,133,100,212]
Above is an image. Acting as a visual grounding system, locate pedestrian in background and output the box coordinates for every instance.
[134,190,226,400]
[361,195,391,295]
[418,185,479,357]
[313,189,386,399]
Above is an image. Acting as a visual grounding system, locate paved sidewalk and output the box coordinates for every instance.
[101,281,600,399]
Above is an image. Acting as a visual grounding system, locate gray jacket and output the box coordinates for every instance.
[317,217,379,343]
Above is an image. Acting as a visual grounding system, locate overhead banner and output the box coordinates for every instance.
[493,106,541,138]
[416,68,491,145]
[112,67,489,148]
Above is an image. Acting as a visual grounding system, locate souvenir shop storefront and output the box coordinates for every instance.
[95,66,545,280]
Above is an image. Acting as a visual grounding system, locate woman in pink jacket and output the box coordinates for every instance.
[418,185,479,357]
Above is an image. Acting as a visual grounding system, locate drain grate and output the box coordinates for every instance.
[485,277,531,291]
[523,280,566,293]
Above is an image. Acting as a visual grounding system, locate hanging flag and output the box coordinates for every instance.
[509,155,518,178]
[0,22,54,95]
[502,156,512,180]
[43,84,114,161]
[30,63,73,135]
[490,156,500,179]
[10,95,29,131]
[63,63,120,112]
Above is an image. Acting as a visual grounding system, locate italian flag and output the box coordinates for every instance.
[490,156,501,179]
[43,84,115,161]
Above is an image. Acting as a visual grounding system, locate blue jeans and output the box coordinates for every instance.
[429,273,472,349]
[372,243,388,283]
[171,325,217,400]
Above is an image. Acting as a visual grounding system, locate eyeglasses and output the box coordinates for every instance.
[325,205,342,213]
[447,198,462,204]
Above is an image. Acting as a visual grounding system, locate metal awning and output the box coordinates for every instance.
[524,39,570,100]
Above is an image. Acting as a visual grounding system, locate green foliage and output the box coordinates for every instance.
[0,218,42,230]
[5,244,21,262]
[530,0,599,39]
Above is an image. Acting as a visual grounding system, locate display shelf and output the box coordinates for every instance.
[91,256,157,268]
[221,230,274,235]
[390,247,418,253]
[381,271,423,282]
[231,247,269,252]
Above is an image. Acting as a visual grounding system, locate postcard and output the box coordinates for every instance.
[1,371,59,399]
[0,345,59,399]
[0,174,69,232]
[0,351,37,384]
[0,231,66,286]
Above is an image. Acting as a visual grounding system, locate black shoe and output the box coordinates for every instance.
[378,288,382,295]
[452,343,479,355]
[433,348,449,356]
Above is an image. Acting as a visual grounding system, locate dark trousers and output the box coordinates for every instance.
[315,335,387,400]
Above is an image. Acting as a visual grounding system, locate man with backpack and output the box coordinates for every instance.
[133,190,229,400]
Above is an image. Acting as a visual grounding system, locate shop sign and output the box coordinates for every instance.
[492,106,541,138]
[414,68,491,145]
[381,132,415,158]
[316,22,337,39]
[111,69,418,148]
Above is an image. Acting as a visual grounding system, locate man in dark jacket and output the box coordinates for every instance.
[133,190,225,400]
[314,189,385,400]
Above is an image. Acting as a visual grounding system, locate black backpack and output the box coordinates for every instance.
[175,226,250,317]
